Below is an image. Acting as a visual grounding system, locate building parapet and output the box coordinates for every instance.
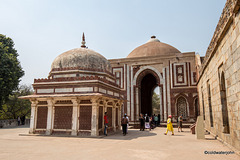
[199,0,240,80]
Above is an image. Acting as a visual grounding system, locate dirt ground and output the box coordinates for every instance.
[0,126,239,160]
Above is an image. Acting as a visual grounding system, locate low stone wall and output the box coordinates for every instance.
[0,119,30,128]
[0,119,18,128]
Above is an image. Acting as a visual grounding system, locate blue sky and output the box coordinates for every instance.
[0,0,226,85]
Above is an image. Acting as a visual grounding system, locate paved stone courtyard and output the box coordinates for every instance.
[0,126,239,160]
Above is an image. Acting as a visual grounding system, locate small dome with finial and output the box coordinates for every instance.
[127,35,181,58]
[50,33,112,73]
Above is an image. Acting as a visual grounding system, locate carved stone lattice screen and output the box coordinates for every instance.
[177,97,187,119]
[98,106,103,129]
[107,107,112,127]
[36,106,48,129]
[54,106,73,129]
[79,106,92,130]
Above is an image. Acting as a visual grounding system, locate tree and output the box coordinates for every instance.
[0,34,24,109]
[0,85,33,120]
[152,92,160,115]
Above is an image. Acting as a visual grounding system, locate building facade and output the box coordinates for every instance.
[197,0,240,150]
[110,36,199,127]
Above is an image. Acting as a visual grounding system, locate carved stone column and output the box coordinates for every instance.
[46,99,54,135]
[29,100,37,134]
[71,99,79,136]
[91,98,99,136]
[119,101,123,129]
[112,102,116,132]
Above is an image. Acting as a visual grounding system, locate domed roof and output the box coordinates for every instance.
[127,36,181,58]
[51,47,112,72]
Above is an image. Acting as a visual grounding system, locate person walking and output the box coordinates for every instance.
[158,114,160,126]
[164,115,174,135]
[178,115,183,132]
[154,114,158,127]
[139,113,145,131]
[121,114,129,136]
[17,116,21,126]
[125,114,129,134]
[104,112,108,136]
[144,114,151,131]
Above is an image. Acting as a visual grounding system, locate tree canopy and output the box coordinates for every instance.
[152,92,160,115]
[0,34,24,109]
[0,85,32,120]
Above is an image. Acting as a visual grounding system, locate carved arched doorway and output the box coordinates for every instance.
[137,69,160,116]
[194,98,199,118]
[177,97,187,119]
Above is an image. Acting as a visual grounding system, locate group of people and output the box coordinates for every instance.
[17,116,26,126]
[103,111,183,136]
[104,112,129,136]
[139,113,160,131]
[164,115,183,135]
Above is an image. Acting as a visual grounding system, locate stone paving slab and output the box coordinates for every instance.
[0,126,239,160]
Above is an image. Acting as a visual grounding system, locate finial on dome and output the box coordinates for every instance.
[81,32,86,48]
[151,35,156,39]
[147,35,160,43]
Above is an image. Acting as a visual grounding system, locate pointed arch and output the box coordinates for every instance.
[220,72,230,133]
[175,95,189,119]
[133,66,163,86]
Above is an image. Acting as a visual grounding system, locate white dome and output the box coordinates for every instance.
[51,48,112,72]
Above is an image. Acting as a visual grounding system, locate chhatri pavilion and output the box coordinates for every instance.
[21,34,123,136]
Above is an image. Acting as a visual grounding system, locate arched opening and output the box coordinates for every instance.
[152,87,160,116]
[220,72,230,133]
[207,83,214,127]
[201,87,205,120]
[140,73,157,116]
[176,96,187,119]
[194,98,199,118]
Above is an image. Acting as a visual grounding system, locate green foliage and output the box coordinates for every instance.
[0,85,33,120]
[0,34,24,109]
[152,92,160,115]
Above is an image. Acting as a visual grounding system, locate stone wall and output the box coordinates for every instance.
[0,119,18,128]
[0,119,30,128]
[198,0,240,151]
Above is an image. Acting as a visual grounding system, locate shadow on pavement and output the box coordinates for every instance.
[19,129,158,140]
[103,129,157,140]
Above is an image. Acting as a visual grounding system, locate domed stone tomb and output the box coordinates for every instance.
[21,34,123,137]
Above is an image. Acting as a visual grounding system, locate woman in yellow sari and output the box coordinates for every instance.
[164,115,174,135]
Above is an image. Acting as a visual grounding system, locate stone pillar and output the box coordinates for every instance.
[166,66,171,116]
[46,99,54,135]
[159,86,163,121]
[91,98,99,136]
[196,116,205,139]
[119,101,123,129]
[136,87,139,120]
[113,102,116,132]
[29,100,37,134]
[163,68,167,121]
[71,99,79,136]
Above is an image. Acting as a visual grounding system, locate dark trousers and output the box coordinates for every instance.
[104,124,108,135]
[140,124,144,131]
[154,121,158,127]
[122,124,127,135]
